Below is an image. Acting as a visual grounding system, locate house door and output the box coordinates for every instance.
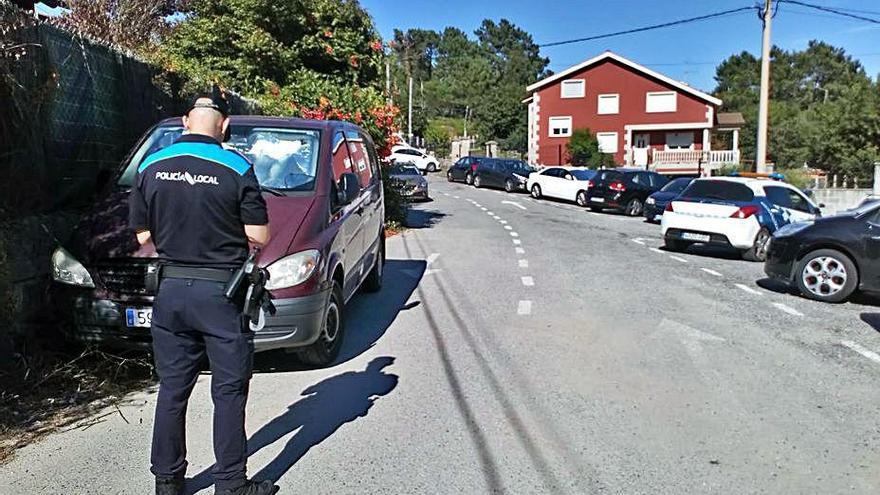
[633,133,650,167]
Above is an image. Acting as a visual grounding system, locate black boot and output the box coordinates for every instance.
[155,475,184,495]
[214,479,279,495]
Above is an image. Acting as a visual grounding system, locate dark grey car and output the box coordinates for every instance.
[389,163,429,200]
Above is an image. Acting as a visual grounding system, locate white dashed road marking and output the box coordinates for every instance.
[426,253,440,265]
[517,300,533,316]
[504,226,513,230]
[515,247,525,254]
[518,259,529,268]
[773,303,804,317]
[701,268,723,277]
[453,195,460,199]
[521,276,535,287]
[631,238,646,245]
[735,284,762,296]
[510,232,519,237]
[841,340,880,365]
[650,248,665,255]
[499,220,508,224]
[513,239,522,245]
[670,256,689,263]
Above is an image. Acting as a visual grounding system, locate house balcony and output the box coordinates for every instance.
[650,149,741,175]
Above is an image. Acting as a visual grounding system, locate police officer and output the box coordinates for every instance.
[129,93,279,495]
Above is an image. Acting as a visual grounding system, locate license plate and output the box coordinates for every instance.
[591,197,605,203]
[681,232,711,242]
[125,308,153,328]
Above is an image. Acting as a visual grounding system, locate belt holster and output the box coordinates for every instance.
[145,261,163,293]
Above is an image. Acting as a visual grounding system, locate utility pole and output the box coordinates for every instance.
[385,60,392,106]
[463,105,470,138]
[407,76,414,145]
[755,0,774,173]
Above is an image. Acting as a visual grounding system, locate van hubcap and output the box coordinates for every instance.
[322,301,340,346]
[802,256,847,297]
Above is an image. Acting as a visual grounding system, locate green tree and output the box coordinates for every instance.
[568,128,614,167]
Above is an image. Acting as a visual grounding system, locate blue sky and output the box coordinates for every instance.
[361,0,880,92]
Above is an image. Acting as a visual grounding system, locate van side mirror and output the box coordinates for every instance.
[337,172,361,206]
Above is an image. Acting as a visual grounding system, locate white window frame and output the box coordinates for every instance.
[597,93,619,115]
[560,79,586,99]
[596,132,618,154]
[646,91,677,113]
[548,116,573,138]
[664,132,694,150]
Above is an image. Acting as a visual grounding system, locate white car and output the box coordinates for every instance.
[661,177,821,261]
[527,167,597,206]
[389,146,439,173]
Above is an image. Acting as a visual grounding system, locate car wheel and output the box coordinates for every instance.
[531,184,542,199]
[297,281,345,367]
[664,238,689,252]
[505,179,514,193]
[426,163,437,173]
[576,191,588,207]
[473,175,482,188]
[742,228,771,262]
[625,197,643,217]
[795,249,858,303]
[465,173,474,185]
[362,238,384,293]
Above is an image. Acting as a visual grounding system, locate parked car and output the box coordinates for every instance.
[50,117,385,366]
[447,156,484,184]
[661,177,821,262]
[644,177,695,223]
[585,168,669,215]
[473,158,535,192]
[389,146,439,174]
[764,201,880,302]
[527,167,597,206]
[388,163,429,200]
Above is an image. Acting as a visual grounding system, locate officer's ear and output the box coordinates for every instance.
[220,116,230,142]
[182,115,191,131]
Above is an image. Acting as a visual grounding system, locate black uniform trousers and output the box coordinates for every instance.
[150,277,253,491]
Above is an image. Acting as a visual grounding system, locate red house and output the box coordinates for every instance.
[525,51,743,175]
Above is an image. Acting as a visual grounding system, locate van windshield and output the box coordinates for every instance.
[117,125,322,192]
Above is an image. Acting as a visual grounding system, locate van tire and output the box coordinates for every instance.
[297,282,345,367]
[363,237,384,293]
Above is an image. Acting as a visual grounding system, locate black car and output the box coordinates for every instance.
[644,177,694,223]
[447,156,484,185]
[473,158,534,192]
[585,168,669,216]
[765,201,880,303]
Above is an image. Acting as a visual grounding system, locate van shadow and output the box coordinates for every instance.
[664,244,744,261]
[253,259,426,373]
[406,208,446,229]
[185,357,399,494]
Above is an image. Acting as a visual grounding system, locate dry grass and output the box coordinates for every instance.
[0,345,153,465]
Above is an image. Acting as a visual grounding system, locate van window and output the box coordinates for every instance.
[120,125,322,192]
[332,131,352,182]
[345,131,373,187]
[683,180,755,202]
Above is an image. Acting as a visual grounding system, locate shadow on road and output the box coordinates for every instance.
[252,259,425,373]
[406,208,446,229]
[756,277,799,295]
[185,357,399,493]
[664,243,744,261]
[860,313,880,333]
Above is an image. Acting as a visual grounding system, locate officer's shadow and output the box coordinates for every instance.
[186,356,399,493]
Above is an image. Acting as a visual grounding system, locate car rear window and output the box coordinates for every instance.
[594,170,622,183]
[681,180,755,202]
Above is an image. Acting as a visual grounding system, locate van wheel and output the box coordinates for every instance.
[742,228,771,262]
[465,173,474,185]
[363,238,384,293]
[576,191,588,207]
[531,184,542,199]
[795,249,858,303]
[297,282,345,367]
[473,175,482,188]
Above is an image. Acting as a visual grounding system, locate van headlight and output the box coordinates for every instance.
[51,247,95,288]
[265,250,320,290]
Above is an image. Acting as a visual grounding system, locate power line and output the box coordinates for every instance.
[538,6,757,48]
[779,0,880,24]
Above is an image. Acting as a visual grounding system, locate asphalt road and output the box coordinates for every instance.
[2,174,879,494]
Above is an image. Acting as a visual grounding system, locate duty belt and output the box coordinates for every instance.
[162,265,234,283]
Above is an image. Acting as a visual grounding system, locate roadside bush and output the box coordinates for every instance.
[425,121,452,158]
[568,128,614,168]
[381,166,408,228]
[776,167,811,190]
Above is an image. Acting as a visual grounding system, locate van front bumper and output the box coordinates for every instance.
[56,286,330,353]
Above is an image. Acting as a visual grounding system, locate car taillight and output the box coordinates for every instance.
[587,180,594,188]
[609,181,626,192]
[730,205,760,219]
[665,202,674,212]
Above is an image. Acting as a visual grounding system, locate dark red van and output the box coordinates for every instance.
[50,116,385,366]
